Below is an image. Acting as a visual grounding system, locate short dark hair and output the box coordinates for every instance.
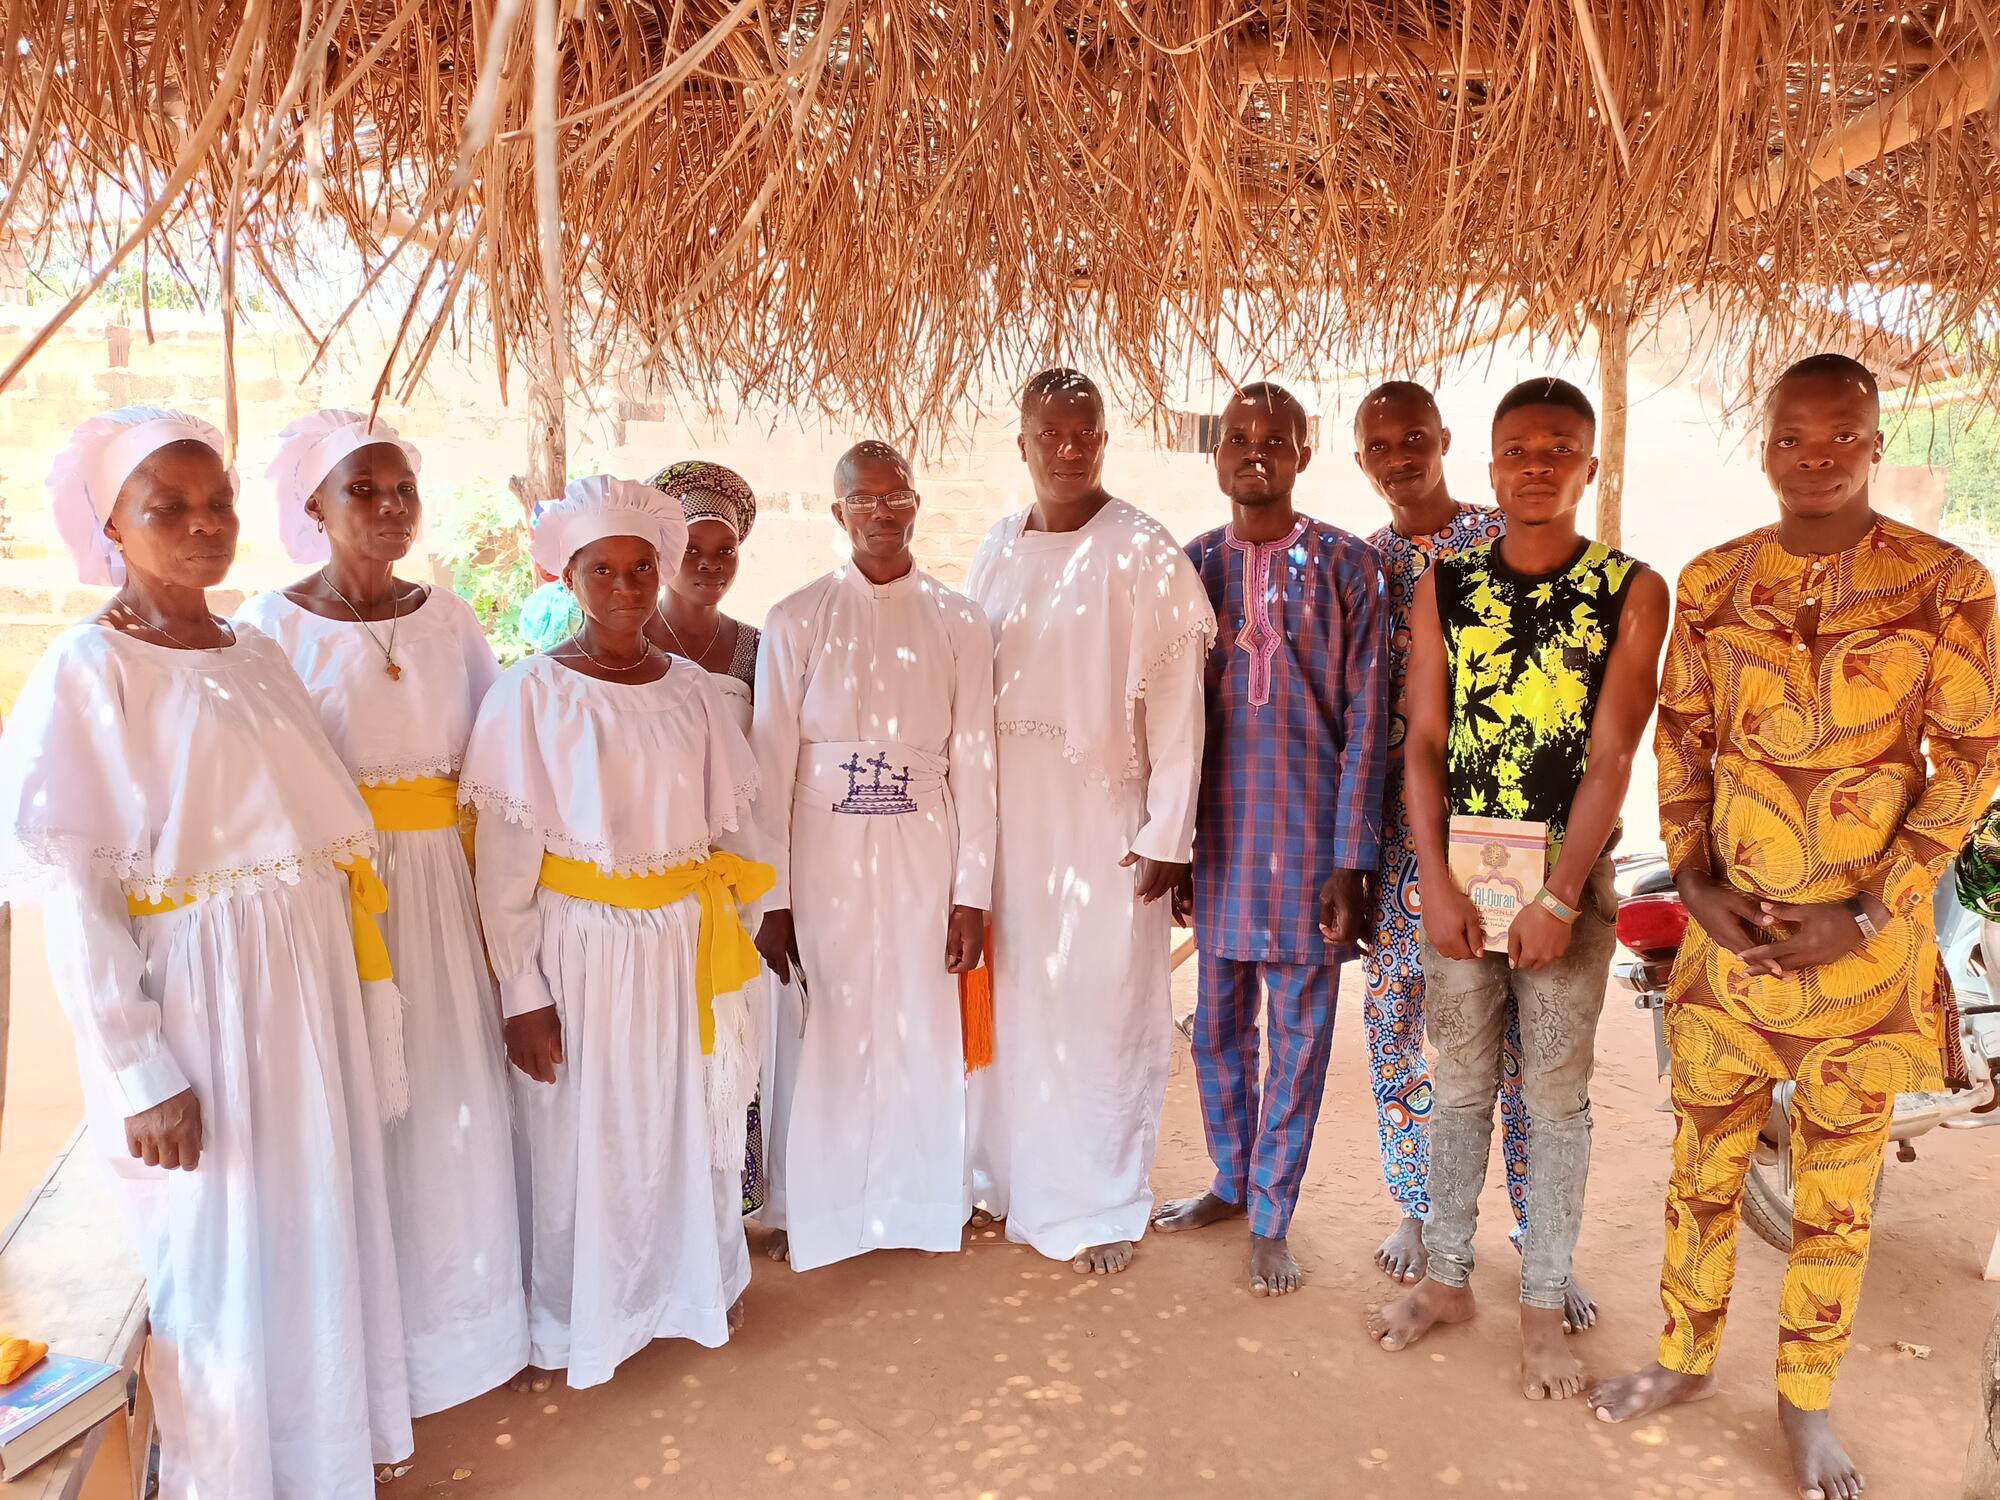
[1493,377,1595,431]
[1353,380,1441,436]
[1020,367,1103,418]
[833,439,911,496]
[1227,380,1311,443]
[1774,353,1880,399]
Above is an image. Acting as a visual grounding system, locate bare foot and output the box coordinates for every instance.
[1563,1278,1599,1334]
[1375,1215,1427,1284]
[1153,1190,1244,1234]
[727,1295,746,1333]
[1520,1303,1586,1400]
[1588,1362,1716,1422]
[1072,1240,1134,1275]
[765,1228,790,1263]
[1780,1398,1864,1500]
[1366,1277,1474,1351]
[1249,1234,1302,1296]
[508,1366,556,1394]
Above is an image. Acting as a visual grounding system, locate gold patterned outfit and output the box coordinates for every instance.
[1653,516,2000,1408]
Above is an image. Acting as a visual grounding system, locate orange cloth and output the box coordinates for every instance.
[957,919,995,1073]
[0,1338,47,1385]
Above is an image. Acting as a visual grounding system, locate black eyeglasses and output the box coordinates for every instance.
[837,489,919,513]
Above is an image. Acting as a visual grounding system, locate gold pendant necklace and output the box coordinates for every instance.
[658,603,723,664]
[321,570,406,680]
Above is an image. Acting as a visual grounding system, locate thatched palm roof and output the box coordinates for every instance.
[1,2,1995,432]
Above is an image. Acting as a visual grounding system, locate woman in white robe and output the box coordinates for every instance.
[239,410,528,1414]
[642,459,801,1252]
[0,408,412,1497]
[461,477,768,1390]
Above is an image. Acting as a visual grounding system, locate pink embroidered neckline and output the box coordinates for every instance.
[1225,519,1308,707]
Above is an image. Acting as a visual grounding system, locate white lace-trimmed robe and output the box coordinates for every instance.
[0,623,412,1499]
[966,499,1215,1261]
[753,565,997,1271]
[460,655,760,1388]
[237,588,528,1415]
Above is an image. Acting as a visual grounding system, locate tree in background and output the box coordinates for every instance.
[1886,402,2000,542]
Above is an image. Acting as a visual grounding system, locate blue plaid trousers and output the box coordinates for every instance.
[1192,952,1339,1239]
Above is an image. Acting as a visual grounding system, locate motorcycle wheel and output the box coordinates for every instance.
[1740,1135,1889,1255]
[1742,1142,1797,1253]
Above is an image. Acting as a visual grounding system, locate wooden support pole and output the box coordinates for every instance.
[1592,284,1630,550]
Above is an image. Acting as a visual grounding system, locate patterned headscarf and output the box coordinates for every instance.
[646,460,757,543]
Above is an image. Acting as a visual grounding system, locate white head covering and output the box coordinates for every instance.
[264,408,423,564]
[529,475,689,577]
[45,407,236,586]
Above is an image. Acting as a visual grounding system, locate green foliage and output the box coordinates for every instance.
[1884,402,2000,537]
[426,479,541,663]
[27,257,268,314]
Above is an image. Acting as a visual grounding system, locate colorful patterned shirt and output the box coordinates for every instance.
[1657,517,2000,1086]
[1186,516,1389,962]
[1368,503,1508,774]
[1434,537,1639,846]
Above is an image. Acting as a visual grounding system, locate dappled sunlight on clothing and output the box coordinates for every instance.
[966,499,1214,1262]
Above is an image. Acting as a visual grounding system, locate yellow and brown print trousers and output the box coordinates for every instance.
[1656,1056,1894,1411]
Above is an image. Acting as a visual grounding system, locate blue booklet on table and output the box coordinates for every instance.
[0,1353,128,1480]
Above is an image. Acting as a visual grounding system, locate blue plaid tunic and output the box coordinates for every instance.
[1187,516,1390,962]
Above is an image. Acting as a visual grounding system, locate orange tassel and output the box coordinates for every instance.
[958,920,995,1073]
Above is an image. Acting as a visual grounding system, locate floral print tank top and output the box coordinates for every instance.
[1433,537,1638,843]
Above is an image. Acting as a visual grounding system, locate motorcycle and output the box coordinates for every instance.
[1612,852,2000,1253]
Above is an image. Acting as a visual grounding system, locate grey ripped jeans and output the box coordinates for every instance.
[1418,859,1618,1309]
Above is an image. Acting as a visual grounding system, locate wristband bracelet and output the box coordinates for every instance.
[1845,897,1879,941]
[1534,888,1581,924]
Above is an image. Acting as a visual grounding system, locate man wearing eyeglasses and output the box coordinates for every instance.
[750,440,998,1272]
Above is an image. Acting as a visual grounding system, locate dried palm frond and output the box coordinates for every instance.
[0,2,1995,437]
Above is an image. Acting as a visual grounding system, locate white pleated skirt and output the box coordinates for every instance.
[97,865,412,1500]
[512,890,750,1389]
[375,826,529,1414]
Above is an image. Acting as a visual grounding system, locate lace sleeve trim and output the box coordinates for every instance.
[357,755,464,787]
[0,829,379,904]
[993,617,1214,787]
[458,778,734,878]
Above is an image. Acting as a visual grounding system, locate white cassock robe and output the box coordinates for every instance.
[0,623,412,1499]
[238,588,528,1414]
[753,564,997,1272]
[460,656,759,1388]
[966,499,1214,1261]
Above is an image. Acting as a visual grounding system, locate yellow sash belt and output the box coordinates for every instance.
[358,776,460,833]
[129,857,394,985]
[536,850,775,1054]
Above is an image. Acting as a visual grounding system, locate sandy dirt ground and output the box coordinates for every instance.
[380,960,2000,1500]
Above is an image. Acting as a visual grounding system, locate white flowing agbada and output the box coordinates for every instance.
[966,498,1214,1261]
[237,588,528,1414]
[0,624,412,1499]
[753,565,997,1271]
[461,655,759,1388]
